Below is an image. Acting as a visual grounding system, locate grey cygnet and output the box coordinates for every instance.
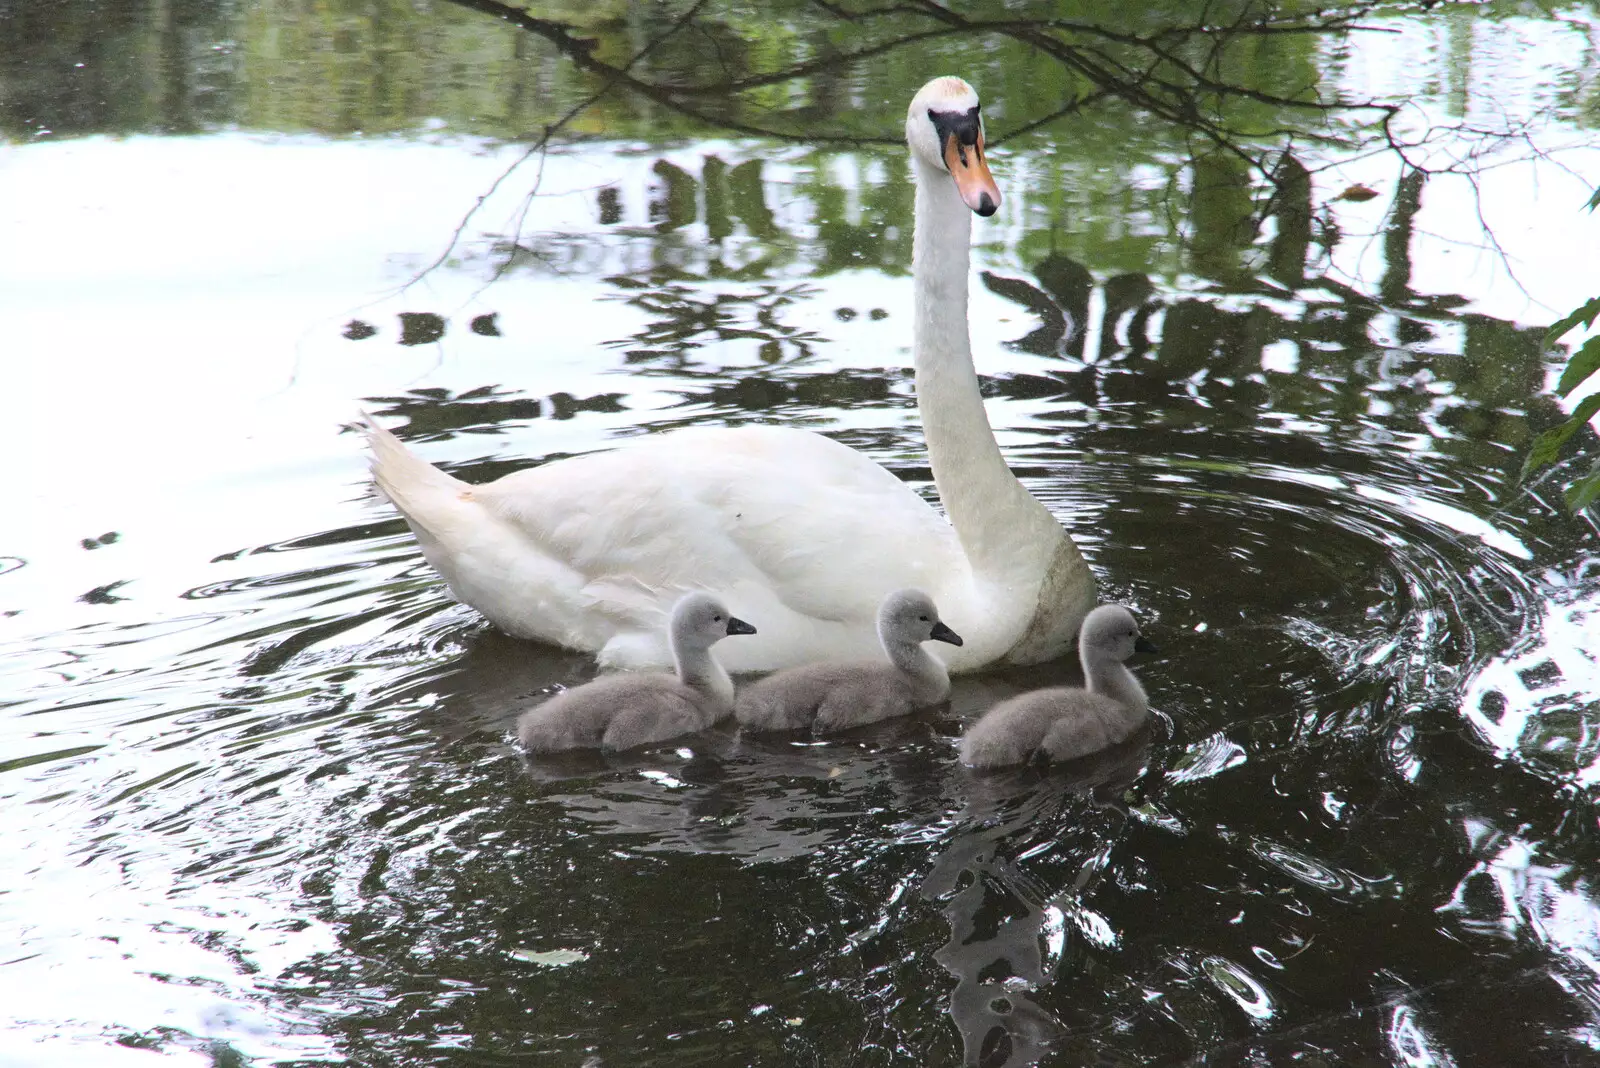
[517,592,756,752]
[736,589,962,734]
[960,604,1156,768]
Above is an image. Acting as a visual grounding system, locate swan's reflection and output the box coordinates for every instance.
[508,715,956,861]
[924,730,1154,1067]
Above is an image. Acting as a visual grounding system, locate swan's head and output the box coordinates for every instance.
[879,588,964,648]
[1080,604,1158,662]
[905,77,1001,217]
[671,592,757,648]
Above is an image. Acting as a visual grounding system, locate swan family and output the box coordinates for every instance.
[367,76,1161,767]
[516,588,1156,766]
[364,76,1094,678]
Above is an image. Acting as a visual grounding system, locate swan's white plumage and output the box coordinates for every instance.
[364,75,1096,674]
[369,422,967,672]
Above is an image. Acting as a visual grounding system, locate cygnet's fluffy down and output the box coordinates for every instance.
[960,604,1156,768]
[736,589,962,734]
[517,592,755,753]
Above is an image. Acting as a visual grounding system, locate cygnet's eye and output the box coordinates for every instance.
[714,614,724,623]
[919,615,931,622]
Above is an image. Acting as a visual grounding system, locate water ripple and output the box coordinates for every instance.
[1200,955,1275,1024]
[1,126,1595,1067]
[1459,557,1600,786]
[1244,837,1397,900]
[1166,732,1247,785]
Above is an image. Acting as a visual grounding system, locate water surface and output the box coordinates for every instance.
[3,2,1600,1065]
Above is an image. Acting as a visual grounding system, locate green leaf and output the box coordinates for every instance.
[1588,186,1600,212]
[1556,336,1600,397]
[1545,297,1600,346]
[1523,421,1581,477]
[1566,465,1600,512]
[1573,391,1600,428]
[1522,393,1600,478]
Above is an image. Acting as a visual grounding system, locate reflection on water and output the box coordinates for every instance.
[4,1,1600,1066]
[11,241,1596,1059]
[924,738,1150,1066]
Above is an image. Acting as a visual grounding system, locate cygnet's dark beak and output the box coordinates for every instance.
[726,616,757,636]
[930,620,964,646]
[1135,636,1158,654]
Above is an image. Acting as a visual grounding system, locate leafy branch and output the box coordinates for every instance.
[1522,186,1600,512]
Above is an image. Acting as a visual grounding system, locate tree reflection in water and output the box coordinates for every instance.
[2,0,1598,1064]
[333,137,1592,1060]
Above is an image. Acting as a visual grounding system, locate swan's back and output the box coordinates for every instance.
[736,661,917,734]
[369,420,969,672]
[959,687,1141,768]
[517,673,721,753]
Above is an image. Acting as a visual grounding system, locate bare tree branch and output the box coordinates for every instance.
[412,0,714,288]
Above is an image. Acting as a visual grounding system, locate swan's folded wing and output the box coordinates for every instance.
[476,425,965,632]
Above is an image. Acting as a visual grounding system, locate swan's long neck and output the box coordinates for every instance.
[883,632,952,705]
[912,158,1055,575]
[1082,648,1148,715]
[673,639,734,712]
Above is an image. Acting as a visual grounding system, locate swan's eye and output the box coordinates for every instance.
[714,615,724,622]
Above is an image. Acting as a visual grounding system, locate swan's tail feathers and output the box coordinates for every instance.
[360,413,473,531]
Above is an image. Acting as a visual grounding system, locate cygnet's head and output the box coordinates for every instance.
[904,76,1001,217]
[671,592,757,648]
[878,588,963,648]
[1079,604,1157,662]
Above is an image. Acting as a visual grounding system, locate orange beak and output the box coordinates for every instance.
[943,129,1001,217]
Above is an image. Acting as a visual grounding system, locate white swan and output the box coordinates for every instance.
[363,75,1095,674]
[959,604,1157,768]
[735,588,962,734]
[516,592,756,752]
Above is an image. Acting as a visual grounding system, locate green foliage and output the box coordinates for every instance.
[1524,393,1600,472]
[1545,297,1600,351]
[1570,461,1600,511]
[1555,335,1600,398]
[1523,196,1600,511]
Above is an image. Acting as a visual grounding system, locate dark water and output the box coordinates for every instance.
[3,2,1600,1066]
